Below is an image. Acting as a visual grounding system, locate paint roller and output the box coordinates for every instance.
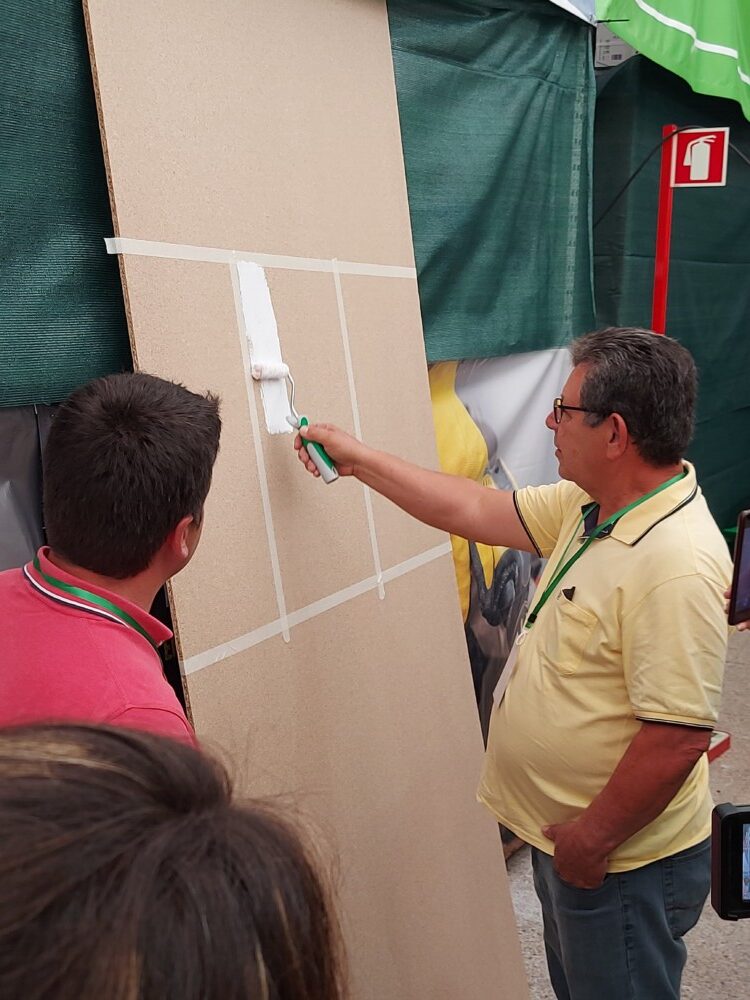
[251,362,339,484]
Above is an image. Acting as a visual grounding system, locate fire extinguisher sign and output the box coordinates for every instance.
[670,127,729,188]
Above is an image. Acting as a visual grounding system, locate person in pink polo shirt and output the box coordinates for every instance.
[0,372,221,744]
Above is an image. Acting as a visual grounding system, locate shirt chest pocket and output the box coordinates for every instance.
[538,595,598,676]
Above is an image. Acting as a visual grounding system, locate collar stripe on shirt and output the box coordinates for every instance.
[630,482,698,546]
[22,564,141,635]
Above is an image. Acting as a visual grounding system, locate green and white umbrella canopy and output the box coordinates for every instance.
[598,0,750,120]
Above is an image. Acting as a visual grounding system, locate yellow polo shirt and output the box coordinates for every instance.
[477,463,732,871]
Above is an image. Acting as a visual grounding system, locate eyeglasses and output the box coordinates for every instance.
[552,396,604,425]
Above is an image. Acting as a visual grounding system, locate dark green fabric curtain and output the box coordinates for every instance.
[594,56,750,531]
[0,3,130,407]
[388,0,596,361]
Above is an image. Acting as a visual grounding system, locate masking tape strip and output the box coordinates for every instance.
[333,259,385,599]
[182,541,452,675]
[105,237,417,279]
[230,262,291,642]
[236,261,291,435]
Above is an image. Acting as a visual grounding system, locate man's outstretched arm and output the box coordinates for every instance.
[295,422,536,553]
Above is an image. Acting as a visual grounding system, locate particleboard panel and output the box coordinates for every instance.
[257,268,377,613]
[339,273,448,568]
[189,565,525,1000]
[84,1,529,998]
[83,0,415,264]
[118,255,280,655]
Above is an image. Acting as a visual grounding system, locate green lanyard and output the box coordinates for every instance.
[518,469,687,644]
[32,556,159,652]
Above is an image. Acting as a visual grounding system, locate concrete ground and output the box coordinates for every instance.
[508,631,750,999]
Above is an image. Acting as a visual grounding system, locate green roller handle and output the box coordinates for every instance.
[299,417,339,484]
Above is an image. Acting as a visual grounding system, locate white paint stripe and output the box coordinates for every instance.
[236,262,291,435]
[230,262,291,642]
[105,237,417,279]
[182,541,452,674]
[633,0,750,88]
[332,259,385,599]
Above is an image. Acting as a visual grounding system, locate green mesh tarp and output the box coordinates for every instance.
[594,56,750,531]
[0,3,131,407]
[388,0,596,361]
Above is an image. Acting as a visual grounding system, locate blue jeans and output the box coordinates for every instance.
[531,838,710,1000]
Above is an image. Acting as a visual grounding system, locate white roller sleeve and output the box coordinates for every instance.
[251,362,290,381]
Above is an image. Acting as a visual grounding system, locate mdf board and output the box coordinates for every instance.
[83,2,529,997]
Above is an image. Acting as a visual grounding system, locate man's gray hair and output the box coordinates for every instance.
[570,327,697,467]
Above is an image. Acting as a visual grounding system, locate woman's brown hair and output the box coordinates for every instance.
[0,724,346,1000]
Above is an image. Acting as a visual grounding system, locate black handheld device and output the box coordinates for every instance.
[727,509,750,626]
[711,803,750,920]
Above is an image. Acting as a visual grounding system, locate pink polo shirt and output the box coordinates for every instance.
[0,548,196,744]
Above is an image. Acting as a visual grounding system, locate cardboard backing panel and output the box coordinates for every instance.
[84,1,529,996]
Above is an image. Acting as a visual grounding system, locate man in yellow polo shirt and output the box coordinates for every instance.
[295,327,731,1000]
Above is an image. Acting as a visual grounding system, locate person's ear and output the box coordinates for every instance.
[167,515,195,561]
[606,412,629,459]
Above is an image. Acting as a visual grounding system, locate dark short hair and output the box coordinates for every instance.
[43,373,222,577]
[0,724,346,1000]
[570,327,697,466]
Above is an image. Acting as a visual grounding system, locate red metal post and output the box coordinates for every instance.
[651,124,678,334]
